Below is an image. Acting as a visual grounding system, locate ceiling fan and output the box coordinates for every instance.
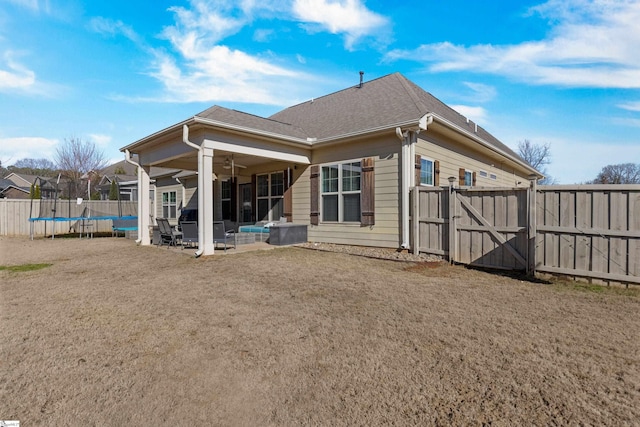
[214,155,246,177]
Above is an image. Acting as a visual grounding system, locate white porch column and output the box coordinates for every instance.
[400,131,416,249]
[138,165,151,245]
[199,147,215,255]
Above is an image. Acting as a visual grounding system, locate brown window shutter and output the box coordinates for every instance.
[434,160,440,186]
[283,168,293,222]
[415,154,422,185]
[250,174,257,223]
[472,171,477,186]
[459,168,466,185]
[310,165,319,225]
[361,158,375,226]
[230,177,237,222]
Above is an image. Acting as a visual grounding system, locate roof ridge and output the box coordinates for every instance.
[393,73,429,114]
[271,72,398,114]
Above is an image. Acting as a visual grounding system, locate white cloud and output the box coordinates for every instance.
[292,0,389,49]
[0,50,35,91]
[149,47,301,104]
[88,17,140,43]
[449,105,489,126]
[88,134,112,147]
[296,54,306,64]
[142,0,316,105]
[462,82,496,103]
[618,101,640,112]
[386,0,640,88]
[5,0,50,13]
[162,1,247,45]
[253,28,275,42]
[0,137,59,165]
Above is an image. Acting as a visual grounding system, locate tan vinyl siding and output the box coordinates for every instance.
[154,177,183,226]
[292,135,402,248]
[183,177,198,210]
[416,131,531,188]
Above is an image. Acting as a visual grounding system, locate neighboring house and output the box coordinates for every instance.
[0,177,29,198]
[97,159,139,201]
[122,72,541,255]
[2,172,59,199]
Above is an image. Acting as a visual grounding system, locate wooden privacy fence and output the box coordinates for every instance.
[412,183,640,285]
[0,199,138,236]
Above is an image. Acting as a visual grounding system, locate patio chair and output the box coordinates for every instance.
[180,221,198,249]
[213,221,236,252]
[156,218,181,248]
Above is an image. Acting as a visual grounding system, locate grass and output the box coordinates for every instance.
[0,263,52,273]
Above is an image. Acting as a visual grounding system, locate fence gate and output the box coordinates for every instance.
[412,186,530,271]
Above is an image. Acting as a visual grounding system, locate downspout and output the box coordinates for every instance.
[182,124,205,258]
[397,115,434,250]
[125,149,144,244]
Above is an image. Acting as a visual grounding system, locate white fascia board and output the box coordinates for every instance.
[121,119,191,152]
[311,118,427,147]
[204,139,311,165]
[430,113,542,178]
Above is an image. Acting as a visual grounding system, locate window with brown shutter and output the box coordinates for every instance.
[434,160,440,186]
[361,157,375,226]
[283,168,292,222]
[459,168,473,186]
[418,157,436,186]
[310,165,319,225]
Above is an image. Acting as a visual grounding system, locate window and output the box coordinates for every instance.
[479,170,488,178]
[490,173,497,180]
[321,162,361,222]
[162,191,177,218]
[221,180,231,220]
[420,158,434,186]
[464,170,473,186]
[256,172,284,221]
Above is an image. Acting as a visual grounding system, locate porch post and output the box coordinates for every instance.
[448,176,456,264]
[527,174,538,276]
[138,165,151,245]
[200,147,215,255]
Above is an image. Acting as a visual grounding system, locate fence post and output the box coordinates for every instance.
[527,174,538,276]
[448,177,457,264]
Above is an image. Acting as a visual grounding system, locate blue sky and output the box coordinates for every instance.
[1,0,639,184]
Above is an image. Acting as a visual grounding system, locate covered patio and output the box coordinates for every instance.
[122,109,313,256]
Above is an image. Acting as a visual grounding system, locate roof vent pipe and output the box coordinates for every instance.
[359,71,364,88]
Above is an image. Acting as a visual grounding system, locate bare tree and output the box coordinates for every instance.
[518,139,555,184]
[55,136,108,198]
[10,158,57,177]
[591,163,640,184]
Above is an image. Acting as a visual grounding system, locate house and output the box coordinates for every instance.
[2,172,60,199]
[0,177,29,198]
[121,72,541,255]
[96,160,139,201]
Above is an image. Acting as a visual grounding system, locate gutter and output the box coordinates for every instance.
[182,124,204,258]
[429,113,541,178]
[124,149,144,245]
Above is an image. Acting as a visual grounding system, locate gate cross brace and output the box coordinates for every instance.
[456,194,527,268]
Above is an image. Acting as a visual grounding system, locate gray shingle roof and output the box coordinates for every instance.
[196,105,309,139]
[269,72,522,160]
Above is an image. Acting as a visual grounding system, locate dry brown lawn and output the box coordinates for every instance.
[1,236,639,426]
